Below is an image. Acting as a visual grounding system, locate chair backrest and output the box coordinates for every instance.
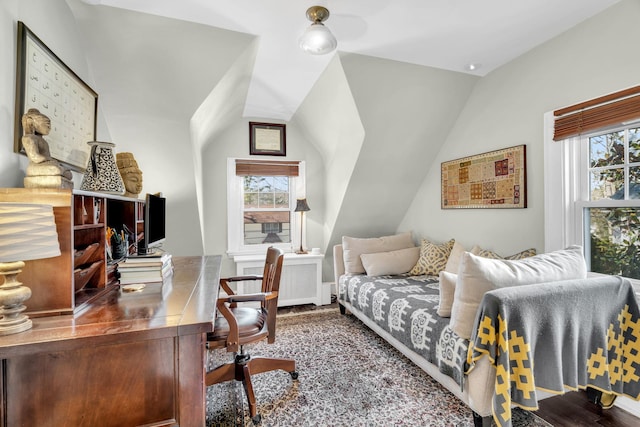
[263,246,284,343]
[262,246,285,294]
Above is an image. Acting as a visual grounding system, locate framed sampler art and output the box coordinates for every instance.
[441,144,527,209]
[14,21,98,172]
[249,122,286,156]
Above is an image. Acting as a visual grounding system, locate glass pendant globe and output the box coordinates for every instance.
[299,23,337,55]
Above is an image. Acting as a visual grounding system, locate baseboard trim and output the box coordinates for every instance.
[614,396,640,418]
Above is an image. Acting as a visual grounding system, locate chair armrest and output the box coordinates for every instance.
[218,291,278,304]
[220,275,264,298]
[223,275,263,283]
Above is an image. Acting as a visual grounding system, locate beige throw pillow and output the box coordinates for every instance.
[449,245,587,339]
[360,246,420,276]
[342,232,414,274]
[409,238,455,276]
[444,241,466,273]
[437,271,457,317]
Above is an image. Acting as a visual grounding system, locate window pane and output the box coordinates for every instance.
[244,193,258,208]
[590,169,624,200]
[630,127,640,163]
[244,211,291,245]
[243,176,261,192]
[589,131,624,168]
[588,207,640,279]
[274,192,288,207]
[259,192,274,207]
[272,176,289,193]
[631,166,640,199]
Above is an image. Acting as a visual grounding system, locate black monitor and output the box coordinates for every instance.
[138,193,166,255]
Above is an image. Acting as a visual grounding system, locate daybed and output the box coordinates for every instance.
[333,234,640,427]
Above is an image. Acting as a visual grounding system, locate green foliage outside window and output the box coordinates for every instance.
[590,208,640,279]
[588,127,640,279]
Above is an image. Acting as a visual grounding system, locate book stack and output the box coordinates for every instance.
[117,252,173,284]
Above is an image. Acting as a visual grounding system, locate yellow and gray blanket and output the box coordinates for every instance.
[467,275,640,427]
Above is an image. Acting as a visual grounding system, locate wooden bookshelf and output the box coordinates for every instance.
[0,188,144,316]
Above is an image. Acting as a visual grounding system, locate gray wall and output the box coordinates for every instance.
[398,0,640,257]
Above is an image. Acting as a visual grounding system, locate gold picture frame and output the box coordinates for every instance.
[441,145,527,209]
[14,21,98,172]
[249,122,286,156]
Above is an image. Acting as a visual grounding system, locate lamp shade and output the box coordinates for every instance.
[299,23,337,55]
[295,198,311,212]
[0,203,61,263]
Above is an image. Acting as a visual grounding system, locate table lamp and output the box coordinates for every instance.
[294,198,310,254]
[0,203,61,335]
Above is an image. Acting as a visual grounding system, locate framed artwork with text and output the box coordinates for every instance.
[249,122,286,156]
[14,21,98,172]
[441,144,527,209]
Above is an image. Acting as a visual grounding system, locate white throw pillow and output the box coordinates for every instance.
[437,271,457,317]
[444,241,466,273]
[449,245,587,339]
[360,246,420,276]
[342,232,414,274]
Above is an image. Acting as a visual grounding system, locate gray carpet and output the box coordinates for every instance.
[206,308,552,427]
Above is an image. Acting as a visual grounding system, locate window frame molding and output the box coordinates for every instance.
[544,111,640,275]
[226,157,306,257]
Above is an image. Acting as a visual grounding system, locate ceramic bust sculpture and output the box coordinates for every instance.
[116,152,143,198]
[21,108,73,189]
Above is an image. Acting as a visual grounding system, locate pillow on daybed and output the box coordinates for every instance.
[342,232,415,274]
[444,241,466,274]
[471,246,537,260]
[360,246,420,276]
[409,238,455,276]
[437,270,457,317]
[449,245,587,339]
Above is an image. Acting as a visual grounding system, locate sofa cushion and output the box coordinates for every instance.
[449,245,587,339]
[342,232,415,274]
[409,238,455,276]
[471,246,537,260]
[437,271,457,317]
[444,241,466,274]
[360,246,420,276]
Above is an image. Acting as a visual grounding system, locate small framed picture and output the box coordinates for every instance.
[249,122,286,156]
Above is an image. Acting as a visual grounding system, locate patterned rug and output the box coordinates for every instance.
[205,308,551,427]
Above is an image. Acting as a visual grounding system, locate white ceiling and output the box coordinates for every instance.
[82,0,620,121]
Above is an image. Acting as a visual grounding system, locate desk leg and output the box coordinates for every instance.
[178,333,207,427]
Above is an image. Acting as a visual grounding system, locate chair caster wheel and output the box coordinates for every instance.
[252,414,261,425]
[290,371,299,380]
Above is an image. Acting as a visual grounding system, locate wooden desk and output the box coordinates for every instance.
[0,256,220,427]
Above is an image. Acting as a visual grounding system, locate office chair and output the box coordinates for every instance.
[206,246,298,424]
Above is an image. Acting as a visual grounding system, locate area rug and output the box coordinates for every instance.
[205,308,551,427]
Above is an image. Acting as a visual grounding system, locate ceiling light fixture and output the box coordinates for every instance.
[465,63,482,72]
[299,6,337,55]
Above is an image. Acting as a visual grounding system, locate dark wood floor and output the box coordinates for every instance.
[535,391,639,427]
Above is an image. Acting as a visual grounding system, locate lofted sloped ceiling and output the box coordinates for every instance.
[79,0,620,122]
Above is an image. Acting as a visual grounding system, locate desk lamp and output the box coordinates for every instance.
[0,203,60,335]
[294,198,310,254]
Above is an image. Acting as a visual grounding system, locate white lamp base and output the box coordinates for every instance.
[0,261,33,335]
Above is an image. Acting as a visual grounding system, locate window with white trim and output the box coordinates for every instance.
[544,86,640,280]
[582,126,640,278]
[227,158,305,255]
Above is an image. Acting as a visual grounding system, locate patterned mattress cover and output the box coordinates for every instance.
[338,273,468,387]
